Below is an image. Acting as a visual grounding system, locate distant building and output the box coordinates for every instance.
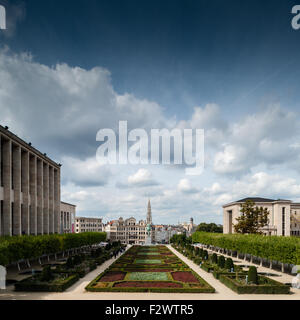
[75,216,103,233]
[223,197,300,236]
[105,217,146,244]
[179,217,197,236]
[104,200,155,244]
[60,202,76,233]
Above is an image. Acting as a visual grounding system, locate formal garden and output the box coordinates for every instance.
[0,232,131,292]
[85,245,215,293]
[171,234,293,294]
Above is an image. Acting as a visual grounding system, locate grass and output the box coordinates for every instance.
[127,272,169,281]
[135,259,162,264]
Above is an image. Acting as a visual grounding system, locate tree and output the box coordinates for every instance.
[233,200,269,234]
[196,223,223,233]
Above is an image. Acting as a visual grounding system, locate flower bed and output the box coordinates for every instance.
[114,281,183,288]
[172,271,198,283]
[100,271,126,282]
[86,245,215,293]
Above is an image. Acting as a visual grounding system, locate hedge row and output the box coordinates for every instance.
[219,274,290,294]
[0,232,106,266]
[192,232,300,264]
[14,274,80,292]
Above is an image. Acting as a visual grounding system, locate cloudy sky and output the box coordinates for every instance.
[1,0,300,224]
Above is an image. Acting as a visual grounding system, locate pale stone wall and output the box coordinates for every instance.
[0,125,61,236]
[223,200,292,236]
[60,202,76,234]
[75,216,102,233]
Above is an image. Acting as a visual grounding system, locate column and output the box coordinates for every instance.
[2,138,11,236]
[37,159,43,234]
[29,155,37,235]
[54,168,60,233]
[12,144,21,236]
[49,166,54,234]
[21,150,30,235]
[43,162,49,234]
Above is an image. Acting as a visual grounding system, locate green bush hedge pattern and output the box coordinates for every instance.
[172,239,290,294]
[86,245,215,293]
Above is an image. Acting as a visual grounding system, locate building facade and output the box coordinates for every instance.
[223,197,300,236]
[105,217,147,245]
[104,200,155,245]
[0,125,61,236]
[60,202,76,233]
[75,216,103,233]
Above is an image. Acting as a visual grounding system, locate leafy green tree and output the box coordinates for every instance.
[196,223,223,233]
[234,200,269,234]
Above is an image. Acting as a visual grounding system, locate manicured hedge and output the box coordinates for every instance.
[219,274,290,294]
[192,232,300,264]
[14,274,80,292]
[0,232,106,266]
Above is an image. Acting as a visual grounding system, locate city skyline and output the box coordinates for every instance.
[1,1,300,224]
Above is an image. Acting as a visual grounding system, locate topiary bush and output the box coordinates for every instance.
[248,266,258,284]
[41,265,53,282]
[211,253,218,264]
[66,256,74,269]
[218,255,225,269]
[225,258,234,271]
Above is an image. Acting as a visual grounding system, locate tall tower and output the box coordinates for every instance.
[147,199,152,225]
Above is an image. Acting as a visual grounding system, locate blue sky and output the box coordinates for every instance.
[1,0,300,224]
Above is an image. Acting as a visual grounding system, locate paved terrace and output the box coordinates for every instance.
[0,245,299,300]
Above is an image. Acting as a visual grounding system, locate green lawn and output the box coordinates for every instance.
[138,252,159,256]
[127,272,169,281]
[135,259,162,264]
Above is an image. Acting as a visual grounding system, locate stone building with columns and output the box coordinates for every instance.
[0,125,61,236]
[223,197,300,237]
[61,202,76,234]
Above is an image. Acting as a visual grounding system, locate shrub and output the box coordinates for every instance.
[73,255,82,266]
[41,265,53,282]
[248,266,258,285]
[66,257,74,269]
[218,255,225,269]
[198,248,204,257]
[225,258,234,271]
[211,253,218,264]
[203,250,208,260]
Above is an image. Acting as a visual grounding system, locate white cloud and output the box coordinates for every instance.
[127,168,158,187]
[177,178,198,194]
[0,49,166,159]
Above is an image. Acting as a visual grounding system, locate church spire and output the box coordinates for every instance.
[147,199,152,225]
